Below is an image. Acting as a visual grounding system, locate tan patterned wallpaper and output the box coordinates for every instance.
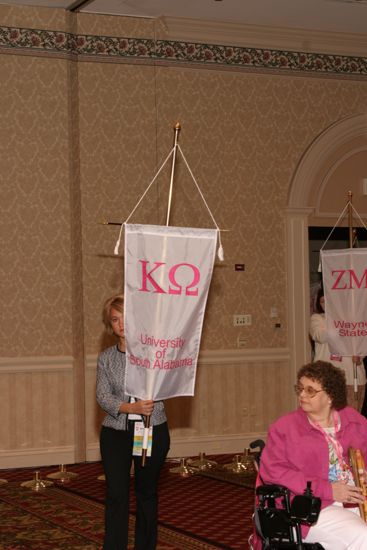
[0,4,67,29]
[1,6,367,359]
[1,52,73,356]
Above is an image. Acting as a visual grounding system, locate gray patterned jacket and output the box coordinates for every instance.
[96,345,167,430]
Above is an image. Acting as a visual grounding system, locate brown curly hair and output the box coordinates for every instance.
[297,360,347,410]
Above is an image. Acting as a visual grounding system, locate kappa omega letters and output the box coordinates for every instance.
[138,260,200,296]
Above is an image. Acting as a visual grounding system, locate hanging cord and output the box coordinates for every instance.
[348,204,367,248]
[319,202,349,253]
[318,203,348,271]
[114,146,175,255]
[318,201,367,271]
[351,203,367,232]
[114,142,225,261]
[177,144,224,261]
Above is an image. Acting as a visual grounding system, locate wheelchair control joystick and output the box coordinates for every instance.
[290,481,321,525]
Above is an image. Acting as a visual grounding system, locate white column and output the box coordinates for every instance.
[286,207,314,403]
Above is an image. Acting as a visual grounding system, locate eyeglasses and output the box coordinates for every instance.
[294,384,324,398]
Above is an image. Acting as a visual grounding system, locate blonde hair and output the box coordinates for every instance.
[102,294,124,335]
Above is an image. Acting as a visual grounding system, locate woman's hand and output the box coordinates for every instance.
[130,399,154,416]
[331,480,365,504]
[352,356,362,365]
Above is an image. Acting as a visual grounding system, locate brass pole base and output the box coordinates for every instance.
[223,454,253,474]
[21,471,53,491]
[188,452,217,471]
[169,458,197,477]
[46,464,78,482]
[239,448,256,473]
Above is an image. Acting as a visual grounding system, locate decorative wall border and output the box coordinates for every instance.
[0,25,366,78]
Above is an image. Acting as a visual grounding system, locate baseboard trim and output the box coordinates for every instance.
[0,432,267,469]
[167,432,267,457]
[0,446,75,469]
[86,432,267,463]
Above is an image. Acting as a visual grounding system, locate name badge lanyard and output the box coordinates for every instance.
[311,410,350,480]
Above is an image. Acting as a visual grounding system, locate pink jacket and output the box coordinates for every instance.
[259,406,367,537]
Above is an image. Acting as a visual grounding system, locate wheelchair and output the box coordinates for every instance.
[248,440,325,550]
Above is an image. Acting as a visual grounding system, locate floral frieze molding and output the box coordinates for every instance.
[0,26,366,78]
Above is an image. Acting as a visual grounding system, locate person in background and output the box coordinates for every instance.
[260,361,367,550]
[96,294,170,550]
[310,287,366,411]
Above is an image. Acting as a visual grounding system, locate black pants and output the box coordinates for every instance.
[100,422,170,550]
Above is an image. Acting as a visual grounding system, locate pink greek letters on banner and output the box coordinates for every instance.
[124,224,217,400]
[321,249,367,357]
[139,261,200,296]
[330,269,367,290]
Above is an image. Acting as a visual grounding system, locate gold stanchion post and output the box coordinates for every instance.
[21,470,53,491]
[169,458,197,477]
[189,452,217,471]
[46,464,78,482]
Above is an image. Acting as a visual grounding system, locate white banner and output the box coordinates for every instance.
[321,248,367,357]
[124,223,217,400]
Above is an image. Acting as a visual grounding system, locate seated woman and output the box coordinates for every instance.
[260,360,367,550]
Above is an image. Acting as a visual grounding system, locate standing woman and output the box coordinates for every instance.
[96,294,170,550]
[310,287,366,411]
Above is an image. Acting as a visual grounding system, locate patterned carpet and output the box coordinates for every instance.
[0,455,255,549]
[0,481,223,550]
[0,482,106,550]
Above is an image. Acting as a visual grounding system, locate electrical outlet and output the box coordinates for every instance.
[233,314,252,326]
[270,307,278,318]
[237,335,247,348]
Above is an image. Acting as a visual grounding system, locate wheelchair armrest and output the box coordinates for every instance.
[256,484,322,526]
[254,482,324,549]
[290,493,322,525]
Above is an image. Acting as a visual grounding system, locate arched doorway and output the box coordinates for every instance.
[286,113,367,381]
